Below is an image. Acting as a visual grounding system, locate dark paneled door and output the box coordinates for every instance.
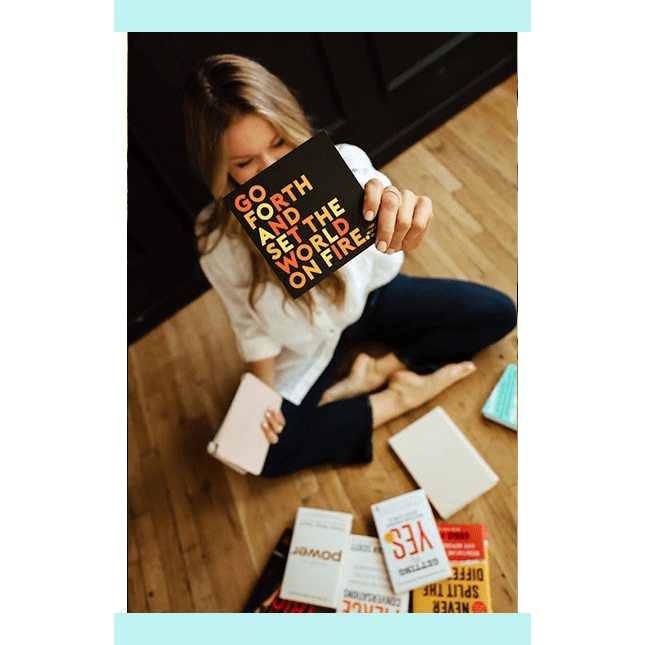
[127,33,516,343]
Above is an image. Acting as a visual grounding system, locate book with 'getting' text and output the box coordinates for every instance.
[371,489,451,594]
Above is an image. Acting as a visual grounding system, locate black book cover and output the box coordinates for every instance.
[241,528,334,613]
[224,131,377,299]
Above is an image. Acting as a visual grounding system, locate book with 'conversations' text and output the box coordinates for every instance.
[337,535,409,613]
[224,131,376,299]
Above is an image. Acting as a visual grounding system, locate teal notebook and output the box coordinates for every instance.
[482,364,517,431]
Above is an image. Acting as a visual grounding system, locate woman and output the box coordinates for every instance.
[184,54,517,477]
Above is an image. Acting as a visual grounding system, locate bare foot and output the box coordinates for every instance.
[387,362,477,410]
[319,353,397,405]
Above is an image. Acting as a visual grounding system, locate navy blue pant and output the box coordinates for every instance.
[261,275,517,478]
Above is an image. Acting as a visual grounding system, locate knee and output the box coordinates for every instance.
[494,291,517,337]
[260,462,282,478]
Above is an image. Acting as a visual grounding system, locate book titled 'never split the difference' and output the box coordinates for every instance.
[412,523,493,613]
[224,131,376,299]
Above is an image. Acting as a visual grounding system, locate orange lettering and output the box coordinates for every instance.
[417,520,434,551]
[402,522,419,556]
[235,194,252,212]
[268,214,289,236]
[332,217,349,236]
[269,192,289,212]
[248,185,266,202]
[391,528,405,560]
[275,251,298,274]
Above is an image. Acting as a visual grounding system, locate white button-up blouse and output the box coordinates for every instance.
[198,144,404,405]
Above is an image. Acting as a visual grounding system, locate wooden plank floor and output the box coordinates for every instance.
[127,73,518,613]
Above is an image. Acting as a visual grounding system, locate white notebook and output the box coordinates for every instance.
[388,407,499,519]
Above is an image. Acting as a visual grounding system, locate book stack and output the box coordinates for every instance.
[242,494,445,613]
[242,500,497,614]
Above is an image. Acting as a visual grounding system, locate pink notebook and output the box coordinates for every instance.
[207,373,283,475]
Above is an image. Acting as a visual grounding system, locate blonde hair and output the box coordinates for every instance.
[184,53,345,314]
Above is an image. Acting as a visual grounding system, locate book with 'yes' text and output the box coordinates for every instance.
[371,489,451,594]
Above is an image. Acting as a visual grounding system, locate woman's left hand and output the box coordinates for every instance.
[363,178,433,254]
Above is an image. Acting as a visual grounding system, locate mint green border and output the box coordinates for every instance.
[115,614,531,643]
[114,0,531,32]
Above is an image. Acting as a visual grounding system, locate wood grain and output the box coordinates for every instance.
[127,73,519,613]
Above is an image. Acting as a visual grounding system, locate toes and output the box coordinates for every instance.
[319,354,388,405]
[351,353,372,378]
[388,369,419,384]
[318,393,331,406]
[453,361,476,378]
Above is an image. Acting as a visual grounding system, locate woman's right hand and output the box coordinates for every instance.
[262,408,285,444]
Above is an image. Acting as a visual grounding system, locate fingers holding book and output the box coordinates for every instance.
[262,408,286,444]
[363,178,433,254]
